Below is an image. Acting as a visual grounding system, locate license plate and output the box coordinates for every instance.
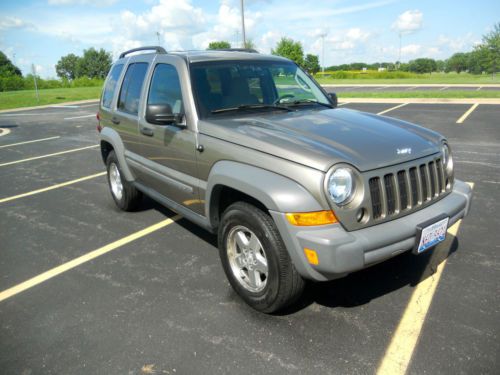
[414,216,449,254]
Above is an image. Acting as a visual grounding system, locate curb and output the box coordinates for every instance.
[0,99,99,114]
[338,98,500,104]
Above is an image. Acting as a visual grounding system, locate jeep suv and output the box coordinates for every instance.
[98,46,472,313]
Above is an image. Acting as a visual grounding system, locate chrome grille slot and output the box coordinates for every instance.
[397,170,408,210]
[369,177,382,219]
[436,158,444,192]
[429,161,436,197]
[419,164,428,201]
[409,167,418,205]
[384,174,396,215]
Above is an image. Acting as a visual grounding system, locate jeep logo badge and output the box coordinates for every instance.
[397,148,412,155]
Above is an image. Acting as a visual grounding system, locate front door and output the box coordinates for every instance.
[133,61,202,214]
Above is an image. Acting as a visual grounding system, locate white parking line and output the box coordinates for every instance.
[0,172,106,204]
[439,86,449,91]
[377,182,474,375]
[337,102,351,106]
[50,105,80,109]
[64,114,96,120]
[0,145,99,167]
[375,86,389,90]
[0,215,181,303]
[377,103,409,115]
[0,128,11,137]
[476,86,482,91]
[456,103,479,124]
[0,136,60,149]
[405,86,417,90]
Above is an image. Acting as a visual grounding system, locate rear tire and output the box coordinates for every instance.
[218,202,305,313]
[106,150,142,211]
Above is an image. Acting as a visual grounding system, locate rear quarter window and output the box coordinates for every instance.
[101,64,124,108]
[117,62,149,115]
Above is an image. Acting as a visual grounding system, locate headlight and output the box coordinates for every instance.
[441,143,454,176]
[328,167,354,205]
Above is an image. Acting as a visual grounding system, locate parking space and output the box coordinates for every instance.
[0,101,498,374]
[325,84,500,93]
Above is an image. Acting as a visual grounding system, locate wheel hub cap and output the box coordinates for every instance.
[109,163,123,200]
[226,225,268,293]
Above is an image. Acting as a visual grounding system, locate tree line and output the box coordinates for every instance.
[0,23,497,92]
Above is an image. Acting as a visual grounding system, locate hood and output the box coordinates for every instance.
[198,108,443,172]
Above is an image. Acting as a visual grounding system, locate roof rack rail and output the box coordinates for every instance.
[119,46,167,59]
[213,48,259,53]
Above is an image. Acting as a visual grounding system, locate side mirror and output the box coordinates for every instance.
[146,104,183,125]
[328,92,338,108]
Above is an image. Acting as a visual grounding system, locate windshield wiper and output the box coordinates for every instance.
[285,99,333,108]
[211,104,292,114]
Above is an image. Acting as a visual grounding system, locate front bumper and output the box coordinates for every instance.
[270,179,472,281]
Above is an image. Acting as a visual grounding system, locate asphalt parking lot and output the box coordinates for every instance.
[0,100,499,375]
[325,84,500,92]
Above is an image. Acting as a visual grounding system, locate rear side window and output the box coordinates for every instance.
[118,63,149,115]
[102,64,123,108]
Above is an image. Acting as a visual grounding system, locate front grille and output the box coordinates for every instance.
[368,157,446,221]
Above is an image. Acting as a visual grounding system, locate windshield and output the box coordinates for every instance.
[190,60,331,118]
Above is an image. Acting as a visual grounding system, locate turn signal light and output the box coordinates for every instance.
[285,210,337,226]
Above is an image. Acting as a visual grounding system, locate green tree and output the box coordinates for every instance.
[244,39,256,50]
[474,22,500,75]
[303,54,320,74]
[207,41,231,50]
[435,60,446,72]
[272,37,304,66]
[76,48,112,79]
[55,53,80,80]
[0,51,22,78]
[446,52,468,73]
[408,58,437,74]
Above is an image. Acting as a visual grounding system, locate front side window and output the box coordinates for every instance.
[118,63,149,115]
[191,60,330,118]
[102,63,123,108]
[147,64,183,114]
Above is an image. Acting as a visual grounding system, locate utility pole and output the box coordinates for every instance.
[319,33,327,72]
[398,32,402,70]
[31,64,39,103]
[240,0,246,48]
[156,31,161,45]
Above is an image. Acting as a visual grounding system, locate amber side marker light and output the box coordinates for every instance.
[304,248,319,265]
[285,210,338,226]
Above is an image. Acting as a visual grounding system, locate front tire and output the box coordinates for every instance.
[218,202,304,313]
[106,151,142,211]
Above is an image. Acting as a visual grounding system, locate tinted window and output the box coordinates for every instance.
[118,63,149,115]
[147,64,183,113]
[102,64,123,108]
[191,61,329,118]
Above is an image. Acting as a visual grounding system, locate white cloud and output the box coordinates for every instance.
[401,44,421,55]
[48,0,117,6]
[0,16,32,30]
[392,10,423,34]
[346,28,371,42]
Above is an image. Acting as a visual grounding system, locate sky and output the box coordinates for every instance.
[0,0,499,78]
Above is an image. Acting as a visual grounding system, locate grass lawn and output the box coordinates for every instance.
[316,72,500,85]
[337,90,500,99]
[0,86,101,110]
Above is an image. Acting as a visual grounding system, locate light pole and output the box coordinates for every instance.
[398,32,402,70]
[240,0,246,48]
[156,31,161,45]
[319,33,327,72]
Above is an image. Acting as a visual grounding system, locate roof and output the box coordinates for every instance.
[168,50,291,64]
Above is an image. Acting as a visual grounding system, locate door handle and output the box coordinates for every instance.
[111,117,120,125]
[140,127,154,136]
